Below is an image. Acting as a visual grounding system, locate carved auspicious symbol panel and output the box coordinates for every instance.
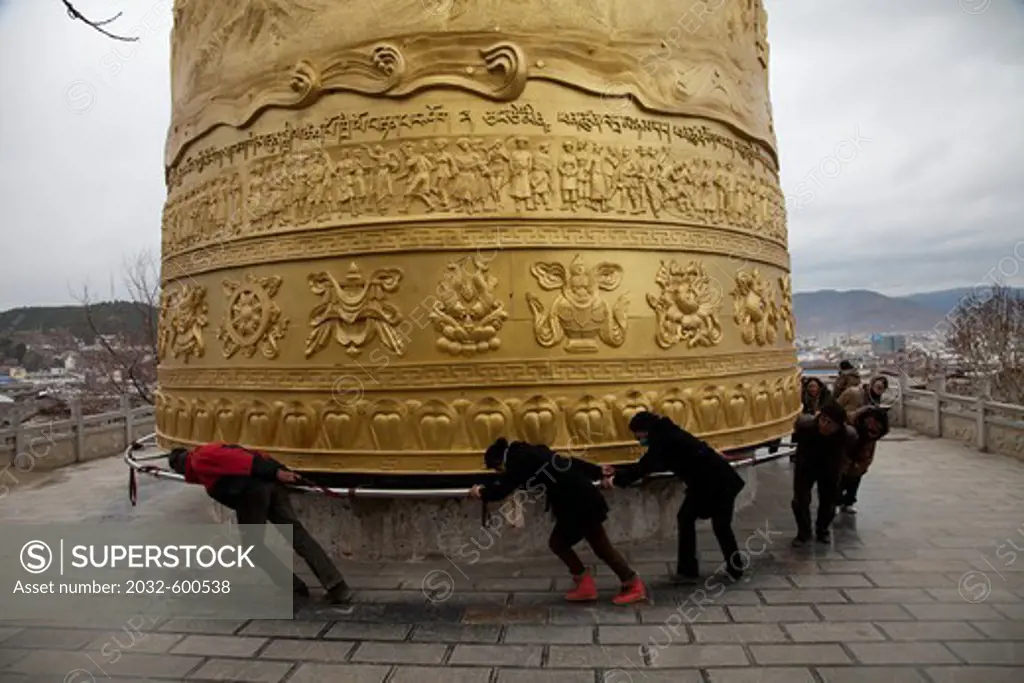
[430,256,509,356]
[305,262,405,358]
[161,128,786,259]
[217,273,289,359]
[157,283,209,363]
[526,254,628,353]
[154,370,804,463]
[647,259,724,350]
[731,268,779,347]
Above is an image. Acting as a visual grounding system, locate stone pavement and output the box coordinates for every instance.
[1,429,1023,681]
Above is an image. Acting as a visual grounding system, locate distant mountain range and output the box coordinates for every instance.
[793,287,1024,336]
[0,287,1020,341]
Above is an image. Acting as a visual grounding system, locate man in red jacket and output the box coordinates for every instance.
[168,443,351,604]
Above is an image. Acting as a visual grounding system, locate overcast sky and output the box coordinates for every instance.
[1,0,1022,312]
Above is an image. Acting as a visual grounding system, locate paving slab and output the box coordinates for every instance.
[2,431,1023,681]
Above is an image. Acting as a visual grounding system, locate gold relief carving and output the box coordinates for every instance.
[731,269,779,347]
[167,22,778,174]
[243,400,281,446]
[466,398,513,449]
[777,275,796,342]
[647,260,724,350]
[513,395,560,446]
[164,221,790,281]
[165,135,785,256]
[305,263,405,358]
[314,400,360,451]
[726,384,751,429]
[612,390,655,440]
[750,380,772,425]
[526,255,628,353]
[215,398,244,443]
[563,396,614,445]
[769,378,787,419]
[657,389,695,433]
[276,401,317,449]
[695,386,726,432]
[193,399,216,443]
[430,256,508,356]
[159,350,799,391]
[218,274,289,359]
[156,378,803,466]
[158,283,209,363]
[412,399,459,451]
[368,398,408,451]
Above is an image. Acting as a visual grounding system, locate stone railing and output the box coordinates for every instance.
[0,397,155,473]
[896,385,1024,462]
[806,371,1024,462]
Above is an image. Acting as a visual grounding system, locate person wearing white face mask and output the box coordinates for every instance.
[604,411,746,584]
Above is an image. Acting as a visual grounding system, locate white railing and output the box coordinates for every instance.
[0,396,156,471]
[895,380,1024,460]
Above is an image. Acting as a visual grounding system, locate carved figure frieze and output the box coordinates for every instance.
[305,262,405,358]
[647,260,724,350]
[164,134,785,259]
[430,256,508,356]
[217,274,289,359]
[731,268,779,347]
[526,255,628,353]
[158,283,209,363]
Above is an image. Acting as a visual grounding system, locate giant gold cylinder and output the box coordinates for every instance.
[157,0,800,474]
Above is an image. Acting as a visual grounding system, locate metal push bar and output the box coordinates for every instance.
[124,432,795,500]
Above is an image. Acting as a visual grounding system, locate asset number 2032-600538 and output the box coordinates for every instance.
[124,580,232,594]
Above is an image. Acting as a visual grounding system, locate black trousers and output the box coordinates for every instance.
[677,494,741,577]
[233,482,345,592]
[791,460,840,539]
[839,474,863,506]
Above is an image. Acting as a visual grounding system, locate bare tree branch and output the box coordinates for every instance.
[945,283,1024,404]
[61,0,139,42]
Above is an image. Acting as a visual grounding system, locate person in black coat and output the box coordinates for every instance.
[790,401,858,546]
[469,438,648,605]
[605,411,746,583]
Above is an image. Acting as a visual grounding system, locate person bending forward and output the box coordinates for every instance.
[168,443,351,604]
[469,438,648,605]
[607,411,746,584]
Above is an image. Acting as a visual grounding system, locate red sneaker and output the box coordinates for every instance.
[612,575,647,606]
[564,572,598,601]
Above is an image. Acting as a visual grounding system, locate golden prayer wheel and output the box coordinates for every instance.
[157,0,800,475]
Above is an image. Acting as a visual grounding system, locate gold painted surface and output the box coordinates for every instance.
[160,0,797,473]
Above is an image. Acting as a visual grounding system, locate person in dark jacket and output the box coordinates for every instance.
[838,406,890,514]
[801,377,832,414]
[790,402,857,546]
[168,443,351,604]
[468,438,648,605]
[832,360,862,399]
[605,411,746,583]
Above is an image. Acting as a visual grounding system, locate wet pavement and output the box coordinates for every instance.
[1,429,1022,681]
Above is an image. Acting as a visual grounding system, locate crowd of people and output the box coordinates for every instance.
[161,362,891,606]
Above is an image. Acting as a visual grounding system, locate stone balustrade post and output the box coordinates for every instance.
[976,396,987,452]
[71,399,84,463]
[934,377,946,438]
[13,406,26,467]
[122,395,134,448]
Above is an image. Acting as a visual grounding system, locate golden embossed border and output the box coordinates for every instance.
[159,349,798,391]
[161,220,791,281]
[167,32,777,172]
